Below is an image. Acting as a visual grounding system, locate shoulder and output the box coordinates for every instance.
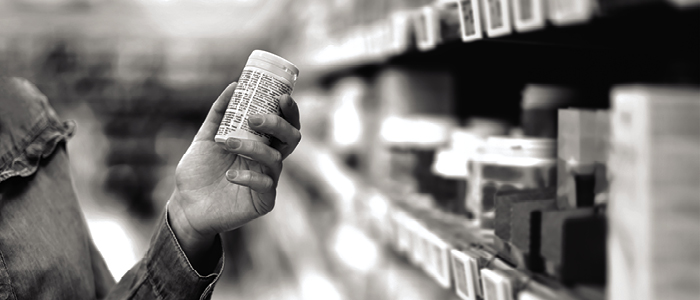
[0,77,47,103]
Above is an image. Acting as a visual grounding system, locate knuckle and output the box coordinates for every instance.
[237,139,251,152]
[268,116,281,132]
[250,141,262,155]
[238,171,251,182]
[271,149,283,165]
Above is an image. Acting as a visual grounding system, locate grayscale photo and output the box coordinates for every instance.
[0,0,698,299]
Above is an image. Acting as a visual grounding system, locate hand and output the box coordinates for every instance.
[168,82,302,266]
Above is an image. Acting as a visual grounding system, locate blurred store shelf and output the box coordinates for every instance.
[2,0,697,298]
[285,137,605,300]
[282,0,699,83]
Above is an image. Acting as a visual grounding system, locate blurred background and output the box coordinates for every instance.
[1,0,698,299]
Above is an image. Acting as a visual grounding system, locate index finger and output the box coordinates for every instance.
[279,95,300,130]
[194,82,237,142]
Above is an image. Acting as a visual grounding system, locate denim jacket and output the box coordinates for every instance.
[0,77,224,300]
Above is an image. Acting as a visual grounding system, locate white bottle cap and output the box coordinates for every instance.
[248,50,299,78]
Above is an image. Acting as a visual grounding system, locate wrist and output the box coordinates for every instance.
[168,191,216,266]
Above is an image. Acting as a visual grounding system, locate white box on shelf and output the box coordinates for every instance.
[424,230,453,288]
[424,237,439,275]
[458,0,484,42]
[451,249,484,300]
[406,218,428,265]
[415,6,441,51]
[608,86,700,300]
[390,11,412,55]
[480,268,515,300]
[482,0,513,37]
[512,0,546,32]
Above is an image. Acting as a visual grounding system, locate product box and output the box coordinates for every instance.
[557,109,610,209]
[495,189,557,242]
[512,0,546,32]
[423,229,453,288]
[493,189,557,272]
[459,0,484,41]
[481,268,516,300]
[509,200,557,271]
[414,6,441,51]
[390,10,413,55]
[557,109,609,168]
[483,0,513,37]
[451,249,484,300]
[539,207,606,285]
[608,86,700,300]
[437,0,464,42]
[407,218,428,265]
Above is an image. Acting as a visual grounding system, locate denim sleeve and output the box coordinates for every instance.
[0,77,224,300]
[106,209,225,300]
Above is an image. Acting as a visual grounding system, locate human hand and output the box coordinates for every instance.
[168,82,301,264]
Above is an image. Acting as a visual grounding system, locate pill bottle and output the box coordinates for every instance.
[216,50,299,145]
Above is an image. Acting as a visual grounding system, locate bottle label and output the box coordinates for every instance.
[217,66,293,144]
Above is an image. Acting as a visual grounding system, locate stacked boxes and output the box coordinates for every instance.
[608,86,700,300]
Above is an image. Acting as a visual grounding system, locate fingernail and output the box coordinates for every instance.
[226,138,241,150]
[226,170,237,181]
[248,115,263,126]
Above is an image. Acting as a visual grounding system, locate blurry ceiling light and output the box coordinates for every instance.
[300,271,343,300]
[87,218,138,280]
[333,225,378,272]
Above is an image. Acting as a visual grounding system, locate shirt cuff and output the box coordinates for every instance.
[145,204,225,300]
